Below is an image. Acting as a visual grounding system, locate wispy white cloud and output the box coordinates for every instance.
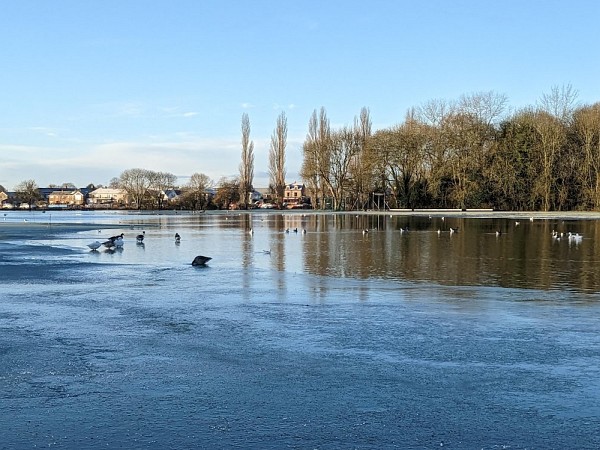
[28,127,59,138]
[115,102,145,117]
[0,129,304,189]
[272,103,298,111]
[91,102,201,120]
[0,136,241,188]
[241,103,254,109]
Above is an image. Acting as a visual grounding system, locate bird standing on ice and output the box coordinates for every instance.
[87,241,102,251]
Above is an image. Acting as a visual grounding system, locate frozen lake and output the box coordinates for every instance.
[1,210,600,448]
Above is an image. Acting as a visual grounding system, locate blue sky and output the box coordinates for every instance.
[1,0,599,190]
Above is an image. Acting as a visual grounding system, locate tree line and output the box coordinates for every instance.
[301,85,600,211]
[7,85,600,212]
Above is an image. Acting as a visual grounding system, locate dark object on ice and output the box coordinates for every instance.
[192,255,212,266]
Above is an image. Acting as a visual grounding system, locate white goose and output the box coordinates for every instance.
[87,241,102,251]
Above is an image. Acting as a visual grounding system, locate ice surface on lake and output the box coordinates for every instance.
[1,211,600,448]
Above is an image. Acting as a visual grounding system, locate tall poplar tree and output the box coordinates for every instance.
[269,111,287,206]
[301,107,331,209]
[239,113,255,208]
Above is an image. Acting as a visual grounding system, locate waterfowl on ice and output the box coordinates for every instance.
[87,241,102,251]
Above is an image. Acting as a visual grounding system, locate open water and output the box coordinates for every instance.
[1,210,600,449]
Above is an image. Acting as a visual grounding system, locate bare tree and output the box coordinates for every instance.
[573,103,600,208]
[417,98,452,127]
[459,91,508,127]
[269,111,287,205]
[539,84,578,124]
[321,127,362,210]
[149,171,177,209]
[119,168,153,209]
[420,100,455,207]
[239,113,255,208]
[301,107,331,209]
[14,179,41,210]
[531,109,565,211]
[348,107,373,209]
[369,111,428,209]
[184,172,213,210]
[213,177,240,210]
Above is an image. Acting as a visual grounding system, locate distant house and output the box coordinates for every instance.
[88,188,130,207]
[162,189,182,203]
[2,192,16,209]
[48,190,85,208]
[248,189,263,203]
[36,187,83,202]
[0,191,7,205]
[284,182,306,208]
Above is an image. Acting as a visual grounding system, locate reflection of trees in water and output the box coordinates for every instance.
[301,215,600,293]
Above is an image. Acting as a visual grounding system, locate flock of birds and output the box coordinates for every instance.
[86,231,212,266]
[86,232,124,251]
[84,215,584,266]
[551,230,583,244]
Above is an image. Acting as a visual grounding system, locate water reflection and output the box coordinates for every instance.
[186,212,600,293]
[291,214,600,293]
[15,210,599,293]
